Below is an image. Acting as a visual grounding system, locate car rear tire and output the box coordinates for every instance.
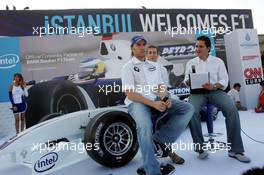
[26,80,87,128]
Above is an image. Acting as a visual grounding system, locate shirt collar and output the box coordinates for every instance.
[132,56,145,65]
[146,59,156,65]
[198,55,211,63]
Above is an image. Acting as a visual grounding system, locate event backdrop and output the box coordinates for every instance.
[0,9,254,125]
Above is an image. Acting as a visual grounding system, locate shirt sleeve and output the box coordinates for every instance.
[156,64,165,85]
[161,66,169,87]
[8,91,14,105]
[121,64,135,92]
[184,60,192,84]
[217,59,229,90]
[23,87,29,97]
[234,90,240,102]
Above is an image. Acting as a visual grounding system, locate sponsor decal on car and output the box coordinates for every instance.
[95,122,104,157]
[34,152,58,173]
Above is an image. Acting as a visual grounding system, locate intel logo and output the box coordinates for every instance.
[0,54,20,69]
[34,152,58,173]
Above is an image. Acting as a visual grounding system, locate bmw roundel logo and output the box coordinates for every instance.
[134,66,140,72]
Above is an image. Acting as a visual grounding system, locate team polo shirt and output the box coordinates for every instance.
[121,56,164,105]
[184,55,229,90]
[147,60,169,87]
[161,66,169,87]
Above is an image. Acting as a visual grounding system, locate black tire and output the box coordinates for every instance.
[38,113,62,123]
[26,80,87,128]
[84,110,138,167]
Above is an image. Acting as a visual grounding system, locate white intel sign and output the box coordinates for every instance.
[0,54,20,69]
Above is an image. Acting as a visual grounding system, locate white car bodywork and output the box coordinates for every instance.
[0,106,128,175]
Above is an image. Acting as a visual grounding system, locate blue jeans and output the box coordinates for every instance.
[128,99,194,175]
[189,90,245,153]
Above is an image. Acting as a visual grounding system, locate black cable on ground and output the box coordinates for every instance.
[241,128,264,144]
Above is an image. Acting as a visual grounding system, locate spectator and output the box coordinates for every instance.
[228,83,247,111]
[242,166,264,175]
[255,80,264,113]
[8,73,28,134]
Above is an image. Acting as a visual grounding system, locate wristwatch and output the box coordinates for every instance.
[213,84,217,90]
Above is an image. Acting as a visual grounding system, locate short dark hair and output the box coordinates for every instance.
[233,83,241,88]
[260,80,264,86]
[197,35,211,48]
[243,166,264,175]
[146,45,159,54]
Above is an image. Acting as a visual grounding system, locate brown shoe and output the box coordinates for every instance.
[168,151,185,164]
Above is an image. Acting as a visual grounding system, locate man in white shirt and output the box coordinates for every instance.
[121,35,194,175]
[228,83,247,111]
[145,44,185,164]
[184,35,250,163]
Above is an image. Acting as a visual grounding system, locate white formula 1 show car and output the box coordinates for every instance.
[0,107,138,175]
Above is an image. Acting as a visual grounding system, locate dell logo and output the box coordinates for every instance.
[0,54,20,69]
[34,152,58,173]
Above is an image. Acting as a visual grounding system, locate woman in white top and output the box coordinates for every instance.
[8,73,28,134]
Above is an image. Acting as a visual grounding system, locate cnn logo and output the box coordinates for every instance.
[244,67,262,79]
